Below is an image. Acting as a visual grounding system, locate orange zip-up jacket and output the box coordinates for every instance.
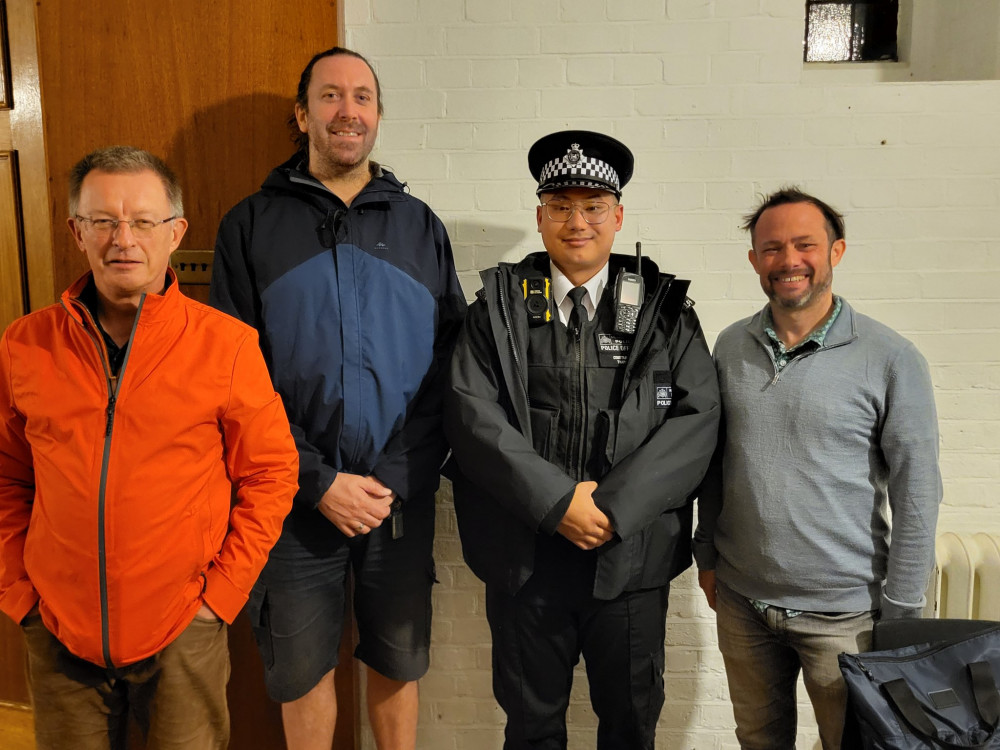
[0,271,298,667]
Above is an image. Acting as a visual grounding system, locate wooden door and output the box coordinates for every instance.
[0,1,56,746]
[36,0,341,300]
[0,0,52,331]
[0,2,359,748]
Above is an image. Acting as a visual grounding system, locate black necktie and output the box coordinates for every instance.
[567,286,587,337]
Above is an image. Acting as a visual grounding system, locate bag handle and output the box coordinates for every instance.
[881,662,1000,749]
[970,662,1000,728]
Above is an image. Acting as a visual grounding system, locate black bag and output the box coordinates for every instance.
[839,622,1000,749]
[873,621,1000,652]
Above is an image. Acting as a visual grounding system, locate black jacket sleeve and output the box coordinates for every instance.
[692,415,725,571]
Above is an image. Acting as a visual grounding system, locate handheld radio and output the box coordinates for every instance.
[613,242,644,335]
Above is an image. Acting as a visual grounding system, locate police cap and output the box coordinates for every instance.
[528,130,634,199]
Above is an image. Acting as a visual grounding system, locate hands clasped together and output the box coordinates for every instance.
[557,481,615,550]
[318,472,396,538]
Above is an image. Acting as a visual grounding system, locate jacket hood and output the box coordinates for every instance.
[261,153,407,210]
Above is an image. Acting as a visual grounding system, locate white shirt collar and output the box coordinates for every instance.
[550,261,609,326]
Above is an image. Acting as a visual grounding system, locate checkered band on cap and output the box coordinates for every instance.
[538,143,620,192]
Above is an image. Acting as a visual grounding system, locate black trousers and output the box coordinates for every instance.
[485,583,670,750]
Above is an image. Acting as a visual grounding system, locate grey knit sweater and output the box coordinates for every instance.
[693,299,942,618]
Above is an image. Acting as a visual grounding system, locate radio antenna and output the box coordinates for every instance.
[635,241,642,274]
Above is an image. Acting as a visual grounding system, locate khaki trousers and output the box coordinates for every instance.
[22,614,230,750]
[715,580,874,750]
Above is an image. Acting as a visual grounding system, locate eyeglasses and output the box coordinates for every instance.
[540,200,615,225]
[75,215,177,236]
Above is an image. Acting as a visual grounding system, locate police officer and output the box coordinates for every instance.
[444,130,721,749]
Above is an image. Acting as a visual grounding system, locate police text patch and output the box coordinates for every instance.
[597,333,632,367]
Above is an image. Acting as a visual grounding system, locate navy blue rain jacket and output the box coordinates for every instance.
[210,155,466,510]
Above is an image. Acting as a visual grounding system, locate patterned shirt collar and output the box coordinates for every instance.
[763,296,843,368]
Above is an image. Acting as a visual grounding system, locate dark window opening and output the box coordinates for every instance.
[804,1,899,62]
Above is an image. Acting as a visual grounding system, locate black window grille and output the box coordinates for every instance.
[804,1,899,62]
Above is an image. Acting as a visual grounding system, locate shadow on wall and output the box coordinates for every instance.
[451,221,532,298]
[166,93,299,252]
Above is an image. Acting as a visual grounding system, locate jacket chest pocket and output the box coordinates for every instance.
[616,367,674,456]
[528,406,560,461]
[593,409,617,478]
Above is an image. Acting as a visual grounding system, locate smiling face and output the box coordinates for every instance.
[748,201,845,314]
[295,53,380,179]
[537,187,623,286]
[68,169,188,306]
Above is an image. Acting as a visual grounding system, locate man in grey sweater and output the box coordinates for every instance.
[693,187,942,750]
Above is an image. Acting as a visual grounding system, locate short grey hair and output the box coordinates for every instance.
[68,146,184,217]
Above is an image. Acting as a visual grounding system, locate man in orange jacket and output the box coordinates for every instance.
[0,146,299,750]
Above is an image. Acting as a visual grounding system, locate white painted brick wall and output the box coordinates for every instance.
[345,1,1000,747]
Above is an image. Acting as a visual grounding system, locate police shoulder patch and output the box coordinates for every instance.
[653,370,673,409]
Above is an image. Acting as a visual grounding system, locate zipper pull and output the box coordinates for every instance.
[105,396,117,437]
[770,369,780,386]
[859,661,875,681]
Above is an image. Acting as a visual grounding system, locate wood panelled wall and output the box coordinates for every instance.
[0,0,54,721]
[0,152,26,327]
[1,0,51,333]
[37,0,340,297]
[1,2,356,748]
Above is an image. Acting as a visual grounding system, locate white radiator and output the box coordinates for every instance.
[926,532,1000,620]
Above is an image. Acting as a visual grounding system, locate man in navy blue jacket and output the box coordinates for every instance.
[210,47,465,750]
